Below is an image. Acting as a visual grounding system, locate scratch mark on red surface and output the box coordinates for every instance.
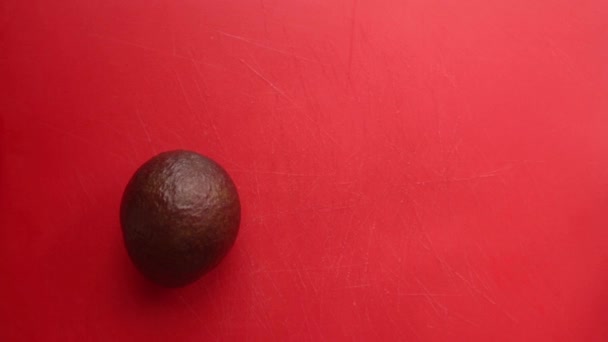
[172,68,194,114]
[421,232,454,278]
[187,50,226,151]
[364,222,375,274]
[403,318,422,341]
[453,271,497,305]
[262,263,373,273]
[251,164,262,199]
[298,257,319,297]
[415,276,448,316]
[60,188,76,212]
[178,294,202,322]
[543,35,575,75]
[333,253,346,281]
[299,300,315,342]
[135,108,157,154]
[91,33,157,52]
[187,50,209,107]
[229,169,330,177]
[85,117,127,138]
[421,231,513,321]
[177,294,216,338]
[290,59,341,148]
[36,121,132,163]
[343,283,371,289]
[219,31,313,62]
[399,293,461,297]
[435,47,457,88]
[90,33,187,60]
[295,267,310,294]
[74,171,93,205]
[314,204,359,212]
[173,67,209,136]
[415,166,511,185]
[85,117,139,157]
[240,59,291,99]
[451,312,480,328]
[347,0,358,77]
[325,40,342,84]
[263,268,281,298]
[172,30,177,57]
[260,0,268,34]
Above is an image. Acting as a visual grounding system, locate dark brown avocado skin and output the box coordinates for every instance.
[120,150,240,288]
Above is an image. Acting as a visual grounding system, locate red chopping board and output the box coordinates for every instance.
[1,0,608,340]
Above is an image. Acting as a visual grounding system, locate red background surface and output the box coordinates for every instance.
[1,0,608,340]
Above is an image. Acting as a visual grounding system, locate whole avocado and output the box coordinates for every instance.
[120,150,240,287]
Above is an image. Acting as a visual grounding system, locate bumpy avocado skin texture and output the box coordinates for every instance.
[120,150,240,288]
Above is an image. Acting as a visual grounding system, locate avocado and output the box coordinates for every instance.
[120,150,240,287]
